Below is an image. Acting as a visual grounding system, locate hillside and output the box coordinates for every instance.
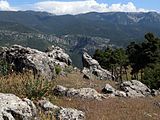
[0,44,160,120]
[0,30,111,67]
[0,11,160,46]
[1,11,160,67]
[1,71,160,120]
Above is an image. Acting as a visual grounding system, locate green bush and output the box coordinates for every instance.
[0,59,9,76]
[142,64,160,89]
[63,66,73,73]
[24,79,52,100]
[55,65,62,75]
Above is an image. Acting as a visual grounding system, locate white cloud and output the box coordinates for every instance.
[0,0,16,11]
[32,0,147,15]
[30,0,148,15]
[108,2,147,12]
[0,0,149,14]
[32,0,107,15]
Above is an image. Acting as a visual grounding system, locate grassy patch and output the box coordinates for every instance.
[50,96,160,120]
[0,71,160,120]
[55,65,62,75]
[0,72,54,99]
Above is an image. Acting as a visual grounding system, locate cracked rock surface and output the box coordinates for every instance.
[0,93,37,120]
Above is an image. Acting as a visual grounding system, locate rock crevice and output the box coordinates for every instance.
[82,52,114,80]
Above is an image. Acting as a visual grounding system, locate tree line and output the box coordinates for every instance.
[93,33,160,89]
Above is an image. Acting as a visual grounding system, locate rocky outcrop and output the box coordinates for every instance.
[102,84,127,97]
[102,84,116,94]
[82,52,114,80]
[0,45,72,80]
[38,99,59,111]
[46,45,72,67]
[151,89,160,96]
[0,93,37,120]
[54,82,152,99]
[53,85,106,100]
[102,80,153,98]
[38,99,85,120]
[57,107,85,120]
[120,80,151,97]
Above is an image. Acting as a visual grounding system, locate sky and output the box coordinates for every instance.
[0,0,159,15]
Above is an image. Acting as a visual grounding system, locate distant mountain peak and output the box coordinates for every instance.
[0,11,160,44]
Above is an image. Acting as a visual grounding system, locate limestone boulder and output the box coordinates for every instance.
[102,84,126,97]
[82,52,114,80]
[120,80,151,97]
[56,107,85,120]
[0,45,72,80]
[53,85,106,100]
[38,99,85,120]
[0,93,37,120]
[46,45,72,67]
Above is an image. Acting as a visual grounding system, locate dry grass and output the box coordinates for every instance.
[0,73,32,98]
[54,71,118,92]
[51,96,160,120]
[0,72,54,99]
[52,71,160,120]
[0,71,160,120]
[38,110,56,120]
[0,72,56,120]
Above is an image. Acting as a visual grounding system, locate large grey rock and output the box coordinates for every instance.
[82,67,92,79]
[102,84,116,94]
[102,84,127,97]
[53,85,68,96]
[102,81,153,98]
[0,93,37,120]
[38,99,85,120]
[0,45,72,80]
[151,89,160,96]
[120,80,151,97]
[46,45,72,67]
[82,52,114,80]
[56,107,85,120]
[114,90,127,97]
[67,88,106,100]
[38,99,59,111]
[53,85,106,100]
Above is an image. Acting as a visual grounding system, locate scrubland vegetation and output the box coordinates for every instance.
[0,33,160,120]
[93,33,160,90]
[0,71,160,120]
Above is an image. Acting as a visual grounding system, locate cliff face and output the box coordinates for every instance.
[0,30,111,67]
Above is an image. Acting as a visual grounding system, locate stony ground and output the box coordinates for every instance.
[53,96,160,120]
[0,71,160,120]
[50,71,160,120]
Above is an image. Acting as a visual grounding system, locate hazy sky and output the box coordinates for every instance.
[0,0,159,15]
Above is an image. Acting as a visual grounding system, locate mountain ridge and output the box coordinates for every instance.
[0,11,160,67]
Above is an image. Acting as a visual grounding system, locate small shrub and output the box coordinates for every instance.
[0,73,55,99]
[0,59,10,76]
[38,110,56,120]
[55,65,62,75]
[142,64,160,89]
[24,79,52,100]
[63,66,73,73]
[0,73,32,97]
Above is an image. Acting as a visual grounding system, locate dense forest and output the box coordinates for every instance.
[93,33,160,89]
